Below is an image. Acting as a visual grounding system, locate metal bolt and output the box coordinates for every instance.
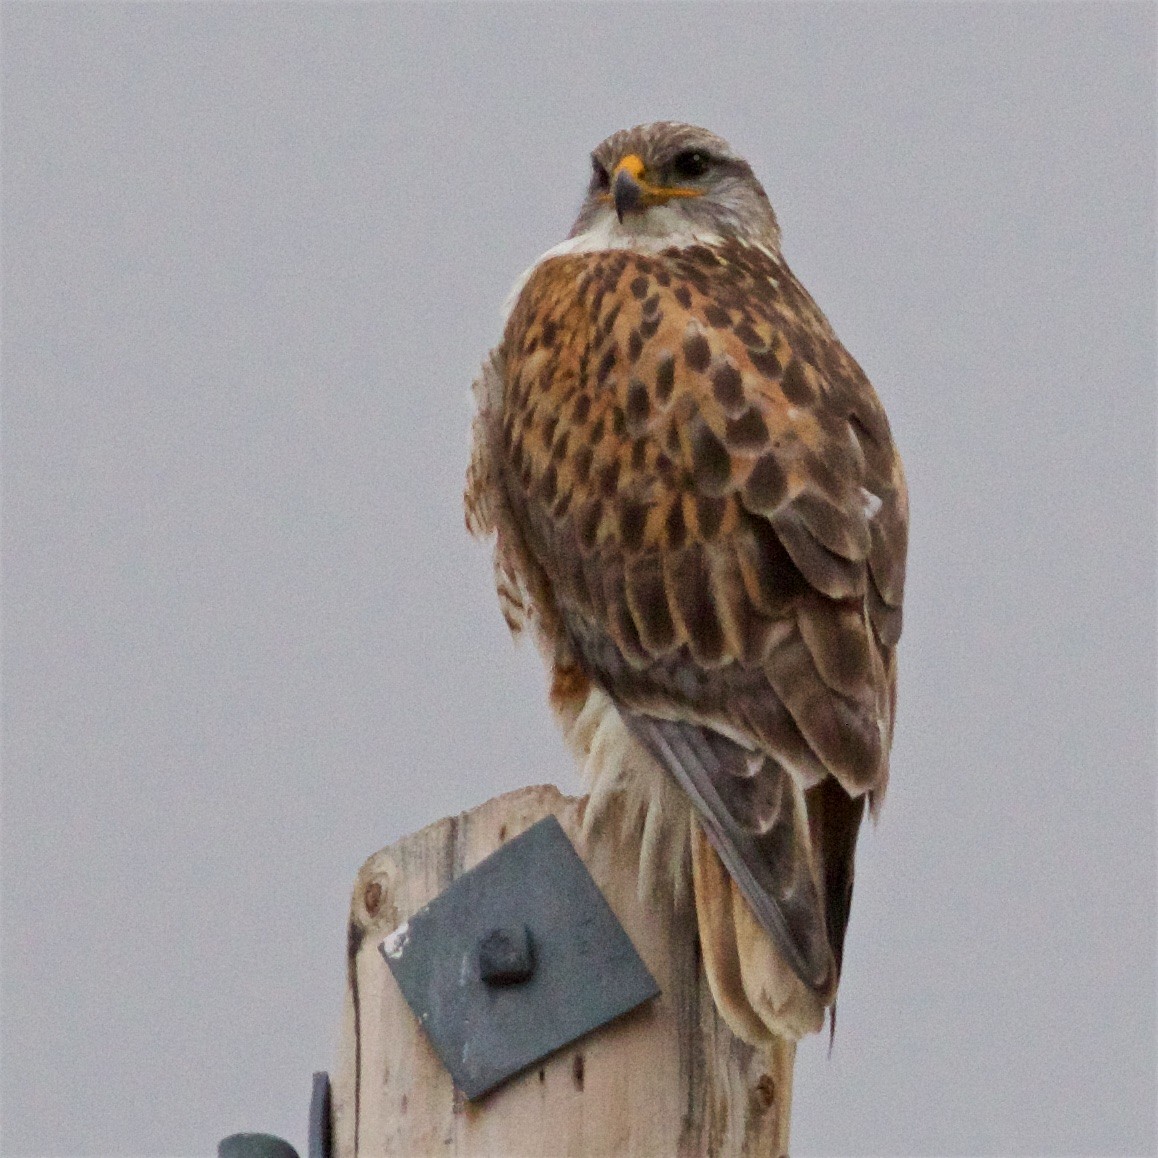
[478,924,535,986]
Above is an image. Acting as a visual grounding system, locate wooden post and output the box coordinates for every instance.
[333,785,794,1156]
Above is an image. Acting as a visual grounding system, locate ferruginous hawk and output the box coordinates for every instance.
[465,122,907,1043]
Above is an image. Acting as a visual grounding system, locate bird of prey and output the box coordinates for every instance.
[465,122,907,1044]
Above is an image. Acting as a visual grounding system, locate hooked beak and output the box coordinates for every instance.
[613,155,646,222]
[613,168,644,222]
[603,153,705,223]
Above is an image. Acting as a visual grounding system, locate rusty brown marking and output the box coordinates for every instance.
[753,1073,777,1110]
[363,880,382,916]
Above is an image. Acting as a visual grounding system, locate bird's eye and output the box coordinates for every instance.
[670,150,711,180]
[592,160,611,191]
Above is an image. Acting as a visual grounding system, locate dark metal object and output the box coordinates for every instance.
[379,815,660,1100]
[218,1134,299,1158]
[308,1071,331,1158]
[218,1070,329,1158]
[478,924,535,986]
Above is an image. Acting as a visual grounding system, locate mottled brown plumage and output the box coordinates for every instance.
[466,122,907,1044]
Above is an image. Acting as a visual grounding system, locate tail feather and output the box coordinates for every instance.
[806,775,865,983]
[624,713,833,994]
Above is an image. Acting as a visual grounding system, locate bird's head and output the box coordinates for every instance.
[568,122,781,252]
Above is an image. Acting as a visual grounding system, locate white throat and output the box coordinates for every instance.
[568,204,723,252]
[502,207,724,322]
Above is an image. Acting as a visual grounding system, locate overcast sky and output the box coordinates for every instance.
[3,3,1155,1155]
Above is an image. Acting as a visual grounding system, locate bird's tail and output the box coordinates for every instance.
[627,713,855,1045]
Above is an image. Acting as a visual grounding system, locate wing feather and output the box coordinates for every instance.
[483,238,909,995]
[768,505,866,599]
[765,627,883,795]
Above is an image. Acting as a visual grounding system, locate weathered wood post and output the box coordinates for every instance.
[333,785,794,1156]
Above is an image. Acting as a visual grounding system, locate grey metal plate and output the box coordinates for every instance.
[379,815,660,1100]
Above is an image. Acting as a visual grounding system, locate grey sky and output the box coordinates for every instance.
[3,3,1154,1155]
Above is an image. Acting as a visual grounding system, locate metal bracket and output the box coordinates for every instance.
[308,1071,331,1158]
[379,815,660,1099]
[217,1071,330,1158]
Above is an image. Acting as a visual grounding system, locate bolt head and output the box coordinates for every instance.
[478,924,535,986]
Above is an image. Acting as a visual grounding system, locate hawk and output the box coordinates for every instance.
[465,122,907,1043]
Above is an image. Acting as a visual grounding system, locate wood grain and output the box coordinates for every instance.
[333,785,793,1156]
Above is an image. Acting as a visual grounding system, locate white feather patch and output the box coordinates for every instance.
[860,487,883,520]
[501,209,725,323]
[561,685,692,904]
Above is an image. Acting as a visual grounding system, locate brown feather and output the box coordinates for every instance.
[624,552,679,655]
[769,505,866,600]
[805,776,866,983]
[792,491,871,561]
[690,823,781,1046]
[764,628,882,794]
[795,591,875,706]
